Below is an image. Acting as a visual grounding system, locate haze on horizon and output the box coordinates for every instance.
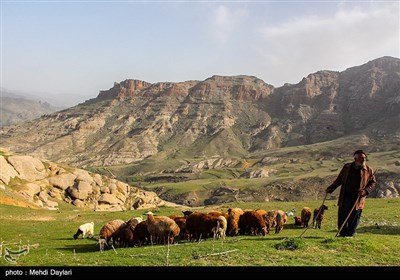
[1,0,399,106]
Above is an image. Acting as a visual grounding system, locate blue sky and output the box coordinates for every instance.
[1,0,399,104]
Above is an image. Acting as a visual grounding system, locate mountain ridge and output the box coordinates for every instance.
[1,56,398,168]
[0,56,399,206]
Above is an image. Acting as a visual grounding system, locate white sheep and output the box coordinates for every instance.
[73,222,94,239]
[286,208,296,217]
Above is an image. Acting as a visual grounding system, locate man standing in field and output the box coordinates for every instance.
[326,150,377,237]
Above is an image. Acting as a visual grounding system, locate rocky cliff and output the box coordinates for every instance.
[1,57,399,168]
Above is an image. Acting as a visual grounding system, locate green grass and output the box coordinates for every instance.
[0,198,399,266]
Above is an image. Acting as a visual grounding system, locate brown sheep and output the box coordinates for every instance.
[265,210,287,234]
[168,214,181,220]
[238,210,267,236]
[265,211,276,233]
[301,207,312,228]
[131,220,150,246]
[145,212,180,245]
[120,226,134,248]
[293,216,302,226]
[172,216,187,241]
[227,207,244,236]
[255,208,267,217]
[119,217,143,247]
[274,211,286,234]
[208,211,229,221]
[185,212,223,241]
[98,219,126,251]
[312,205,328,229]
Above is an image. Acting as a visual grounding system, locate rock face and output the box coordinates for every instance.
[0,150,178,211]
[1,57,399,168]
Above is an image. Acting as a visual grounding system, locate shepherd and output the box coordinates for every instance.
[326,150,377,237]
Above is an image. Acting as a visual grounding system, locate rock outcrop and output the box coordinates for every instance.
[0,150,179,211]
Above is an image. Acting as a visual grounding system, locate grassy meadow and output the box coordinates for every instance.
[0,197,399,267]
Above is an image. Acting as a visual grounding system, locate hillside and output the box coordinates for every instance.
[0,95,63,127]
[0,56,399,206]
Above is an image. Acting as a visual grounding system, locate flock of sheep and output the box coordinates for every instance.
[73,205,328,251]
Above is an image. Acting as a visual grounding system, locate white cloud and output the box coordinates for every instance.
[211,5,249,44]
[256,3,399,86]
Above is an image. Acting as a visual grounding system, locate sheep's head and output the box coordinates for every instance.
[182,210,193,217]
[98,238,107,252]
[144,211,153,216]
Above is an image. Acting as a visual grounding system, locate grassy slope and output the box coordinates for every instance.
[87,133,400,202]
[0,198,399,267]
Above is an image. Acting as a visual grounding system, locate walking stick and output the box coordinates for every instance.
[299,192,327,238]
[335,195,360,237]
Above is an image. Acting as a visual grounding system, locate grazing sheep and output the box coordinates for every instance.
[312,205,328,229]
[185,212,223,241]
[265,210,287,234]
[126,216,143,228]
[301,207,312,228]
[119,226,135,248]
[265,211,276,233]
[131,220,150,247]
[98,219,126,251]
[168,214,181,220]
[145,212,180,245]
[227,207,244,236]
[238,210,267,236]
[73,222,94,239]
[208,211,229,220]
[293,216,302,226]
[274,210,289,234]
[286,208,296,217]
[255,208,267,217]
[119,217,143,248]
[171,216,187,241]
[214,216,227,240]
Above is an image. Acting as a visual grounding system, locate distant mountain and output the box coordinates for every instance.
[1,87,93,109]
[0,94,63,127]
[1,56,398,168]
[0,88,95,127]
